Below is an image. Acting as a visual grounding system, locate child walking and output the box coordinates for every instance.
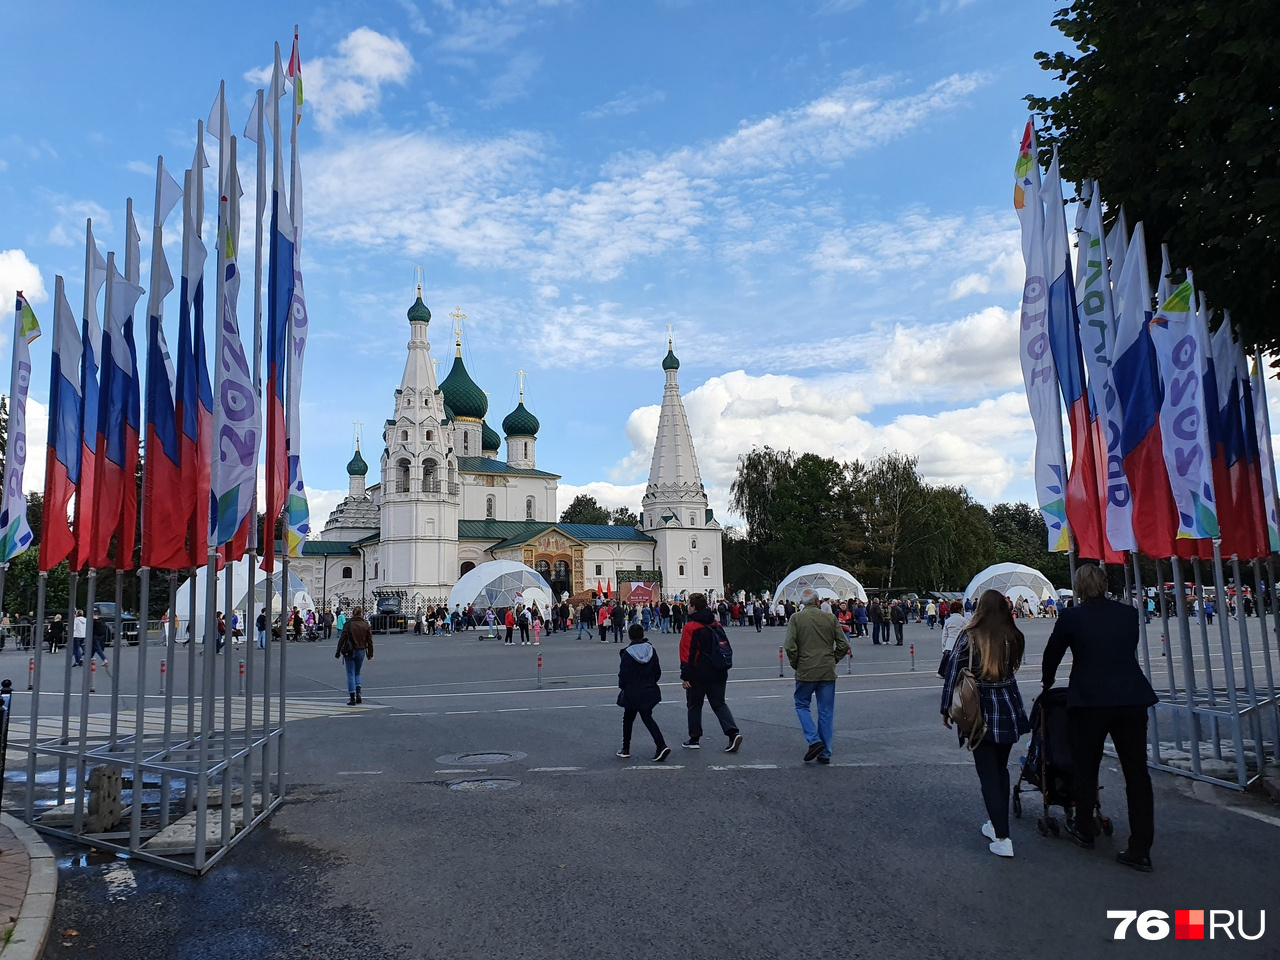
[616,624,670,762]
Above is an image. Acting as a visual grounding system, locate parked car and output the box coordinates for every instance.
[370,596,408,634]
[92,602,140,646]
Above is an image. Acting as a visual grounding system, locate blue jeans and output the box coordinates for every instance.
[793,680,836,759]
[257,629,266,649]
[660,616,671,634]
[344,650,366,693]
[577,620,592,639]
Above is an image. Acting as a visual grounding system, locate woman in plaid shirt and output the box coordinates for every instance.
[941,589,1032,859]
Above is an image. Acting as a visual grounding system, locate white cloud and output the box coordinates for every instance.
[583,88,666,120]
[397,0,435,36]
[0,249,47,306]
[249,28,414,131]
[46,197,110,247]
[308,72,984,284]
[305,488,348,530]
[480,51,542,107]
[555,481,647,519]
[603,369,1034,519]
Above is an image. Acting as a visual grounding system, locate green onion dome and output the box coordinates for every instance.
[481,420,501,452]
[662,346,680,371]
[347,446,369,477]
[407,296,431,324]
[440,356,488,422]
[502,401,540,437]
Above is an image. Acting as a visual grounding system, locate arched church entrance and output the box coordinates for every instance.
[551,560,570,602]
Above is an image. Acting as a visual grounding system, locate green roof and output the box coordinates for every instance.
[457,520,654,549]
[440,354,488,421]
[347,446,368,477]
[481,420,501,451]
[502,400,540,437]
[407,296,431,324]
[301,541,359,556]
[455,456,560,478]
[662,347,680,371]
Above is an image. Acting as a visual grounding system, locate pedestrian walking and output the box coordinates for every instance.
[1042,564,1157,873]
[890,600,906,645]
[48,614,65,653]
[785,588,850,764]
[335,606,374,705]
[577,601,595,640]
[90,612,109,667]
[937,600,968,678]
[616,624,670,761]
[504,608,516,645]
[940,589,1031,859]
[72,610,87,666]
[517,605,532,645]
[256,608,268,649]
[679,593,743,752]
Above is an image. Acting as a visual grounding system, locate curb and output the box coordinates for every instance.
[0,814,55,960]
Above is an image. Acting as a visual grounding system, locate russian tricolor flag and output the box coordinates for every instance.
[1112,224,1179,559]
[39,278,82,572]
[71,222,106,572]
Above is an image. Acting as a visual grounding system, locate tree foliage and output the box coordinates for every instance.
[610,506,639,527]
[559,494,612,526]
[1028,0,1280,353]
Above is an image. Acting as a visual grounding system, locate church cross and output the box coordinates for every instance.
[516,369,526,400]
[666,322,674,348]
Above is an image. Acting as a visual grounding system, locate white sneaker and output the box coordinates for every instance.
[989,838,1014,858]
[981,821,998,842]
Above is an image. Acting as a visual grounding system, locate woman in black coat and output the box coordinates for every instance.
[616,623,670,762]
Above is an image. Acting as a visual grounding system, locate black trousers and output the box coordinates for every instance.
[892,622,904,644]
[686,675,738,741]
[1069,705,1154,857]
[972,740,1013,839]
[623,707,666,751]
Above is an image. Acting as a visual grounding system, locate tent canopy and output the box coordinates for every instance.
[964,562,1056,606]
[447,560,553,611]
[775,563,868,605]
[174,565,314,639]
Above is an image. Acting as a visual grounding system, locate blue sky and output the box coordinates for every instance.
[0,0,1073,528]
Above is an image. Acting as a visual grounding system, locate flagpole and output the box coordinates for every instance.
[159,568,177,828]
[1191,556,1221,755]
[1211,540,1248,783]
[24,571,47,822]
[1168,554,1202,774]
[1249,555,1280,756]
[1132,553,1160,763]
[1230,553,1265,776]
[245,84,265,824]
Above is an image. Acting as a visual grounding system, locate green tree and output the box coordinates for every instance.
[1028,0,1280,352]
[610,506,639,527]
[850,452,933,592]
[559,494,611,526]
[989,502,1071,588]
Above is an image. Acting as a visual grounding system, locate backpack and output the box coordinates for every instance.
[947,634,987,750]
[704,621,734,671]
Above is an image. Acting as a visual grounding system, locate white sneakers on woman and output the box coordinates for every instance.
[982,821,1013,857]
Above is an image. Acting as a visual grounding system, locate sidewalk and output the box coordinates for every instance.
[0,814,55,960]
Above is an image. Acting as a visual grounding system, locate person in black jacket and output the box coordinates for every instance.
[678,593,743,752]
[616,624,670,761]
[1042,564,1158,872]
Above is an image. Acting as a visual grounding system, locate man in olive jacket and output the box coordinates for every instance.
[785,589,851,763]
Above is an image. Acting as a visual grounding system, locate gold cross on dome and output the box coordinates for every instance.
[449,306,467,355]
[516,369,526,400]
[414,265,425,298]
[353,420,363,449]
[666,322,674,348]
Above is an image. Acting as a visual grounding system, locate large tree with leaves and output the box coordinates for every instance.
[559,494,612,526]
[1028,0,1280,352]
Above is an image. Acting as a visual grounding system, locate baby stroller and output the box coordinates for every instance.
[1012,686,1112,839]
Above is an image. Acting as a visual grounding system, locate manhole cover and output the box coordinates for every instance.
[436,750,526,765]
[448,778,521,792]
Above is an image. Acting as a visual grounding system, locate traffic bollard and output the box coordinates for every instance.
[90,660,97,693]
[910,643,915,671]
[27,657,34,690]
[159,658,166,694]
[778,646,784,677]
[239,659,245,695]
[537,653,543,689]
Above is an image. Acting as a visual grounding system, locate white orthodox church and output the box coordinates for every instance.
[287,290,723,610]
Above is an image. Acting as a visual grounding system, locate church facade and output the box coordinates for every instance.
[288,291,723,612]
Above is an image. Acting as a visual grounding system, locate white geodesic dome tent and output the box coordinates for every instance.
[447,560,554,611]
[775,563,868,604]
[964,562,1056,606]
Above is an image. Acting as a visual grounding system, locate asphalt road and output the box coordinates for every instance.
[14,618,1280,959]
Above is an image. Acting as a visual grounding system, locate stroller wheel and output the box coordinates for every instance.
[1012,792,1022,818]
[1036,818,1049,837]
[1099,815,1113,837]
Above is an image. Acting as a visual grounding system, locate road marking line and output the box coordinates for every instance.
[708,764,779,771]
[336,770,383,776]
[624,765,683,770]
[497,707,530,712]
[755,695,781,699]
[1219,805,1280,829]
[445,710,479,715]
[434,768,481,774]
[552,705,587,709]
[528,766,583,772]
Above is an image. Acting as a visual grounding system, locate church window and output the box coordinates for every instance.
[703,565,709,577]
[425,429,433,441]
[553,560,569,583]
[636,565,642,572]
[374,562,379,578]
[342,566,353,579]
[526,497,535,520]
[423,460,438,492]
[460,561,476,576]
[396,459,411,493]
[690,513,696,526]
[595,564,602,576]
[486,496,495,519]
[536,559,551,582]
[691,537,697,550]
[400,429,409,442]
[678,565,685,576]
[523,441,529,459]
[463,432,470,454]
